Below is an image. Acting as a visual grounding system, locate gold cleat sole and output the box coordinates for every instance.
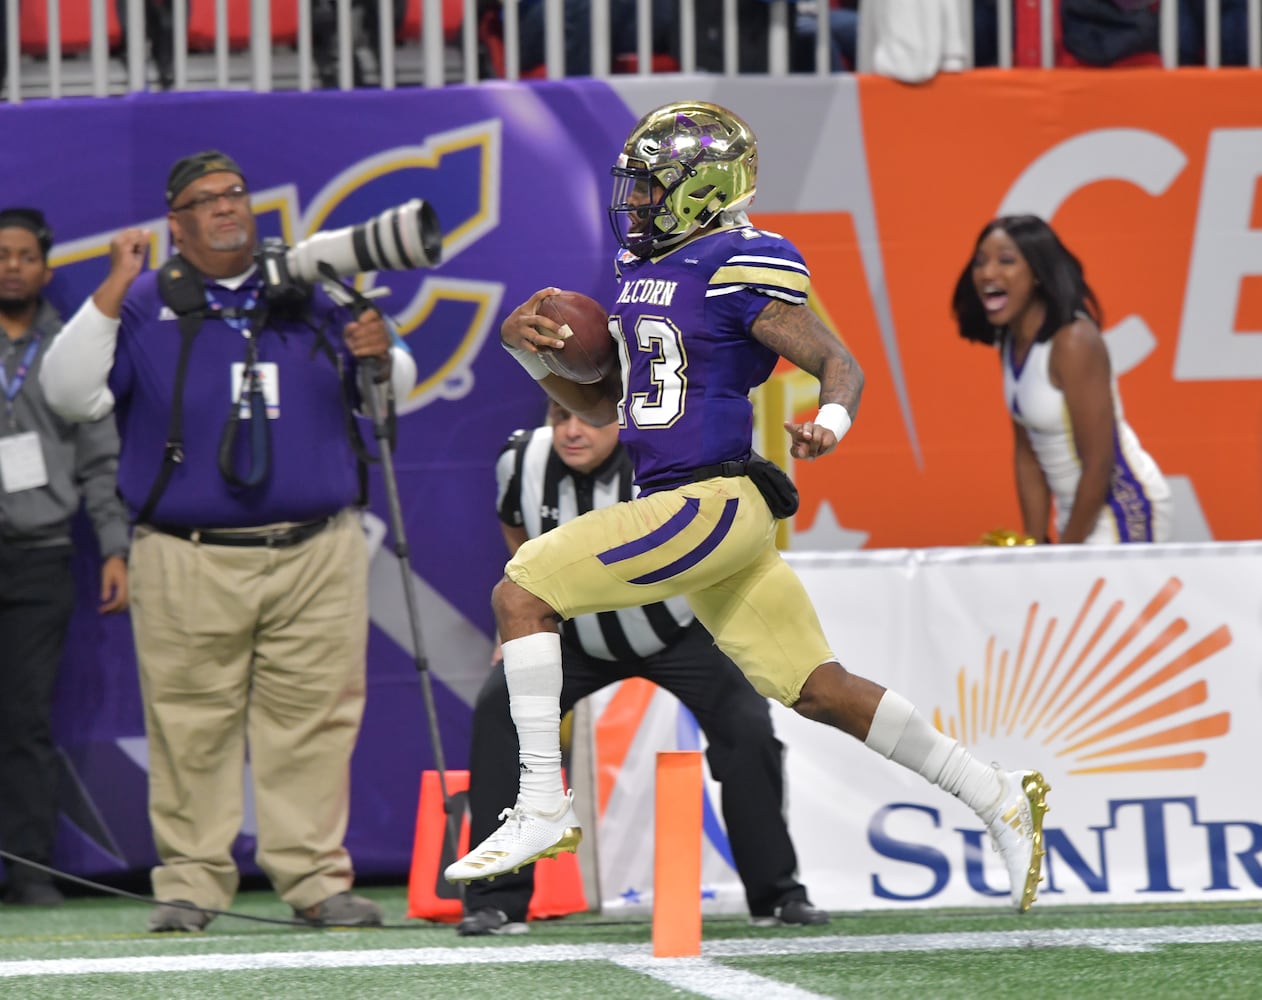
[445,826,582,884]
[530,826,583,867]
[1018,771,1052,913]
[504,826,583,876]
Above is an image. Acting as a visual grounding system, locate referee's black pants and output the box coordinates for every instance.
[463,620,810,921]
[0,542,75,890]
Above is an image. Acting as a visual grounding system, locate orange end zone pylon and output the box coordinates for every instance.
[652,750,703,957]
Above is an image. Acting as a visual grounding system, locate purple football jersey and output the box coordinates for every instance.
[608,224,810,491]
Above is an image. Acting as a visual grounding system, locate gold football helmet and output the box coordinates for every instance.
[609,101,758,258]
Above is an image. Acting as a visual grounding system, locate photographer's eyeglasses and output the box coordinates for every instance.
[172,185,250,213]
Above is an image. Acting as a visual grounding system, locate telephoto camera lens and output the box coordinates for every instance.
[285,198,443,284]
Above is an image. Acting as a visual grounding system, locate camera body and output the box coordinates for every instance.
[254,238,310,309]
[255,198,442,307]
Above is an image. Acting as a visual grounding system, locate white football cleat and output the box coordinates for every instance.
[986,768,1052,913]
[445,792,582,883]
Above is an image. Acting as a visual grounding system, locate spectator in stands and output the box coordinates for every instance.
[959,0,1048,69]
[507,0,807,76]
[952,214,1173,544]
[457,398,829,936]
[116,1,176,90]
[0,207,130,908]
[1060,0,1160,66]
[313,0,407,89]
[39,150,417,931]
[973,0,1002,66]
[1178,0,1250,65]
[494,0,678,76]
[792,1,858,71]
[695,0,801,72]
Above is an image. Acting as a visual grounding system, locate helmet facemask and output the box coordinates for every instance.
[609,102,758,259]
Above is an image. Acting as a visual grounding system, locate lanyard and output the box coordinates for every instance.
[220,352,271,490]
[0,334,42,403]
[204,284,261,334]
[208,285,271,489]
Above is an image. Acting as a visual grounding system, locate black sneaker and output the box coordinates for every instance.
[456,907,530,937]
[749,898,830,927]
[293,891,383,927]
[147,900,211,932]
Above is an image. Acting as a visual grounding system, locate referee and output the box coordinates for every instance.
[457,398,828,935]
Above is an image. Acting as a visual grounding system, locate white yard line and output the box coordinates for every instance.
[2,924,1261,1000]
[612,954,833,999]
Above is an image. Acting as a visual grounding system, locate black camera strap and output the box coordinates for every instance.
[137,256,208,524]
[210,282,273,492]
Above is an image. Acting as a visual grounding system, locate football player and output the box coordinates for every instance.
[447,102,1051,914]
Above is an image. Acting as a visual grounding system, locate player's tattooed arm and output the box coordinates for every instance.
[751,299,864,417]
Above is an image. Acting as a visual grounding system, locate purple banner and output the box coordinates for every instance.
[0,82,639,881]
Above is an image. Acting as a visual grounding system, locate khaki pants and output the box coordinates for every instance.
[507,476,834,706]
[129,510,368,911]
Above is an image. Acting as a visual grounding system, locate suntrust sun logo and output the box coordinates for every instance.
[864,572,1256,905]
[931,576,1232,774]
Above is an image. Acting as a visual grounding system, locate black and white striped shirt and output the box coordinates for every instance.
[495,426,693,661]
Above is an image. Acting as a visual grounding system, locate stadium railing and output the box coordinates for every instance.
[3,0,1260,102]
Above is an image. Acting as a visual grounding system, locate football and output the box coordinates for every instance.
[535,290,616,384]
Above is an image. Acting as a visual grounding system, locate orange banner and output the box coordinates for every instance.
[755,69,1262,549]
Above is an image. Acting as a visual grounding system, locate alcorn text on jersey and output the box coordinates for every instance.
[608,224,809,492]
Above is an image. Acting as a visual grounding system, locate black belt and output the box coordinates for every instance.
[0,535,73,551]
[640,460,749,493]
[150,516,334,549]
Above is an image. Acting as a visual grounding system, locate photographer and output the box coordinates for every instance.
[39,150,417,931]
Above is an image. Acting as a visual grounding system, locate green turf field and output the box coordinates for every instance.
[2,886,1261,999]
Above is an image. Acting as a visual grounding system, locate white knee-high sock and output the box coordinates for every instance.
[503,632,565,815]
[864,691,1004,819]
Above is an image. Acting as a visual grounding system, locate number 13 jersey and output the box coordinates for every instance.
[608,223,810,494]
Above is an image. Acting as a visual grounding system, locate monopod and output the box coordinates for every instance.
[318,262,465,898]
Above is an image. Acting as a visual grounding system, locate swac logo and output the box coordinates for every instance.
[48,120,506,419]
[932,576,1232,774]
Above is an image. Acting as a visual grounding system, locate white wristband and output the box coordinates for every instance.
[814,403,853,441]
[504,341,550,380]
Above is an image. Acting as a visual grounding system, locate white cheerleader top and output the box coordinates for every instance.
[1001,333,1171,543]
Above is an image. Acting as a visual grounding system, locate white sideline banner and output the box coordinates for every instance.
[587,542,1262,913]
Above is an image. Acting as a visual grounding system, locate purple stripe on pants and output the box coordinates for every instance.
[627,498,740,586]
[1106,432,1154,542]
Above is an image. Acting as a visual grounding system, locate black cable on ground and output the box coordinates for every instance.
[0,848,663,932]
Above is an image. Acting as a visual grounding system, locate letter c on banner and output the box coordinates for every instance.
[1175,129,1262,381]
[998,129,1187,375]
